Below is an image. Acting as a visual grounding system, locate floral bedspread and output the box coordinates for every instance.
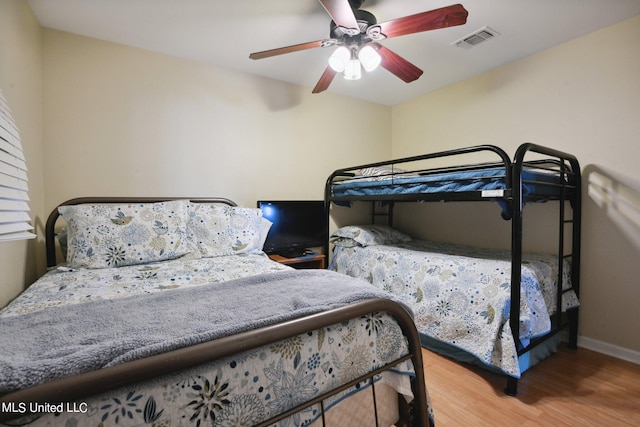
[0,254,290,317]
[330,240,580,378]
[0,255,423,427]
[3,313,414,427]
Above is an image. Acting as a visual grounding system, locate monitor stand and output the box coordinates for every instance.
[277,248,308,258]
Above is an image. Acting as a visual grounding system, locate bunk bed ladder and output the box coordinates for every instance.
[553,157,581,349]
[556,162,568,330]
[372,201,394,226]
[508,144,582,396]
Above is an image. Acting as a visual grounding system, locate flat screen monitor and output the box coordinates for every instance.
[257,200,326,257]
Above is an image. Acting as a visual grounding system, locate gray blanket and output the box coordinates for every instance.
[0,269,406,393]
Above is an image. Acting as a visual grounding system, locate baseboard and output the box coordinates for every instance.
[578,335,640,365]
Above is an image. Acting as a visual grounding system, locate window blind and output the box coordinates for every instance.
[0,88,36,242]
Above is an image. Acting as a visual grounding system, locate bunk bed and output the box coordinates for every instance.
[0,197,432,427]
[324,143,581,395]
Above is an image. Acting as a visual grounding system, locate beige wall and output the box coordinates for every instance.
[392,16,640,354]
[41,30,390,212]
[0,0,45,307]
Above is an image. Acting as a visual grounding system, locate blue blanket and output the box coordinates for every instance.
[0,269,405,393]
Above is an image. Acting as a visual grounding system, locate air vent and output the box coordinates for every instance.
[453,26,500,49]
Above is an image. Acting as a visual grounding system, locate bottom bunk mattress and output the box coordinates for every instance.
[330,228,580,378]
[0,254,429,426]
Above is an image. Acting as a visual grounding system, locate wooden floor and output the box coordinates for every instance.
[421,344,640,426]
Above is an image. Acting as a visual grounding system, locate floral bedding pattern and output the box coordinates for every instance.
[4,313,415,427]
[186,203,268,258]
[0,254,290,317]
[0,255,423,426]
[331,224,412,247]
[56,201,272,270]
[330,239,580,378]
[59,200,197,269]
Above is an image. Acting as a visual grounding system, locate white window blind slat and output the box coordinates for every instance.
[0,107,20,130]
[0,149,27,171]
[0,130,24,159]
[0,115,19,136]
[0,222,33,235]
[0,199,29,211]
[0,231,36,242]
[0,210,31,222]
[0,174,28,192]
[0,135,24,161]
[0,120,16,138]
[0,185,29,201]
[0,88,35,241]
[0,162,28,181]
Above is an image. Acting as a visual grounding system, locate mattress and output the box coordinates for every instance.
[330,166,568,199]
[0,255,421,426]
[330,239,580,378]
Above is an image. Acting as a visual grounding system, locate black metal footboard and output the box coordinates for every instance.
[0,299,430,426]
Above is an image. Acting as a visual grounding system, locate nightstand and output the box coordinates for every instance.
[268,254,326,269]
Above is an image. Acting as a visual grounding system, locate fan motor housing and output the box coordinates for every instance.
[329,9,377,40]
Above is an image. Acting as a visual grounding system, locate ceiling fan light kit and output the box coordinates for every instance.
[249,0,468,93]
[344,57,362,80]
[358,45,381,72]
[328,46,350,72]
[328,44,381,79]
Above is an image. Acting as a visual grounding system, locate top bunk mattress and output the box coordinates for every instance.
[330,166,569,200]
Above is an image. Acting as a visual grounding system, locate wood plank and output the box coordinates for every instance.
[421,345,640,426]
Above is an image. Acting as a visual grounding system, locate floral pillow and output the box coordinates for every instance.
[59,200,197,269]
[258,218,273,251]
[187,204,266,258]
[331,224,412,247]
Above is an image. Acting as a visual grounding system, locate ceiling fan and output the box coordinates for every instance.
[249,0,468,94]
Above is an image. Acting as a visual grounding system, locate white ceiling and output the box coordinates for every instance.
[28,0,640,106]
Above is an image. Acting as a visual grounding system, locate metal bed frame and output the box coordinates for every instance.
[324,143,581,396]
[2,197,431,426]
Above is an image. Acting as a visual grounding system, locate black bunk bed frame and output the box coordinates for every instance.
[324,143,581,395]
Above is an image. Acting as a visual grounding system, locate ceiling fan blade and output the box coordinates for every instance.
[375,44,423,83]
[312,66,338,93]
[377,4,468,39]
[319,0,359,32]
[249,40,326,60]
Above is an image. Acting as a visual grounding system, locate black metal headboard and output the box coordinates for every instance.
[44,197,237,268]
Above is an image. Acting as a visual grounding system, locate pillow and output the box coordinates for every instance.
[59,200,196,269]
[330,236,361,248]
[331,224,411,247]
[258,218,273,251]
[187,204,265,257]
[358,166,408,181]
[56,227,68,261]
[359,166,401,176]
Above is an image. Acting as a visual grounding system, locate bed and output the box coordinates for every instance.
[0,197,432,427]
[324,143,581,395]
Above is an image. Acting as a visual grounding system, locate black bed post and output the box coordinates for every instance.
[324,174,336,267]
[568,156,582,349]
[508,155,524,396]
